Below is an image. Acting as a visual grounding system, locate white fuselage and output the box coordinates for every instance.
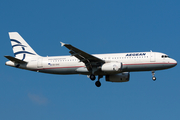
[6,51,177,75]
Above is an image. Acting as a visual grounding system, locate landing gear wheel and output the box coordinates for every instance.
[152,76,156,81]
[95,81,101,87]
[90,74,96,81]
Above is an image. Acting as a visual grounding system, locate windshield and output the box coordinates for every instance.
[161,55,170,58]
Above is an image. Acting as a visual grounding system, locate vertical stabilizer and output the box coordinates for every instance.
[9,32,40,60]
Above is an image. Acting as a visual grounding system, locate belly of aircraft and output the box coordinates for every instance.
[123,63,174,71]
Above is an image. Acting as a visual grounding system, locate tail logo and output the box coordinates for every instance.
[11,39,36,60]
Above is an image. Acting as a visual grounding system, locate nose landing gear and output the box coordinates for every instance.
[152,71,156,81]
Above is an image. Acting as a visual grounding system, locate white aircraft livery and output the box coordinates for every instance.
[5,32,177,87]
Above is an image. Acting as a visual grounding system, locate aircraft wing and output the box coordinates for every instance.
[60,42,105,70]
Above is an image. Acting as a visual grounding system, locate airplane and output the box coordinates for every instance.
[5,32,177,87]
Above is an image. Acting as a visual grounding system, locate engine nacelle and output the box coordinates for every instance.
[106,72,130,82]
[101,62,122,72]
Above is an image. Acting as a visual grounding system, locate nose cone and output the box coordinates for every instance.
[170,59,177,67]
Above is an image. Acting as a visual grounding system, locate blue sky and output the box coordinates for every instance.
[1,0,180,120]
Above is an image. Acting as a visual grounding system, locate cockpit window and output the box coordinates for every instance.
[161,55,170,58]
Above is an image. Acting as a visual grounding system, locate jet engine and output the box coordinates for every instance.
[101,62,122,72]
[106,72,130,82]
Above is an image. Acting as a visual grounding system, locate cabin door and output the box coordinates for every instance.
[150,52,155,62]
[37,58,43,68]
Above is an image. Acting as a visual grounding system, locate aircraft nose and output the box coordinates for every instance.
[171,59,177,67]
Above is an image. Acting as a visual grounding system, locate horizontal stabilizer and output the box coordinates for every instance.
[4,56,27,64]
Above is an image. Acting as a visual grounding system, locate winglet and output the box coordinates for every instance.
[60,42,65,47]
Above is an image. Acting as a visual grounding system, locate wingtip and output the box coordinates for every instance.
[60,42,65,47]
[8,32,18,34]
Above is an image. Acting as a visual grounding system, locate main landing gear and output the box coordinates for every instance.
[90,74,103,87]
[90,74,96,81]
[152,71,156,81]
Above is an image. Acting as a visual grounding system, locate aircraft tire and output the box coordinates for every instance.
[95,81,101,87]
[90,74,96,81]
[152,76,156,81]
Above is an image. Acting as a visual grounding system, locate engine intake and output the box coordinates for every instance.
[106,72,130,82]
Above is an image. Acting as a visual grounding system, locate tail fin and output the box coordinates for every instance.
[9,32,40,60]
